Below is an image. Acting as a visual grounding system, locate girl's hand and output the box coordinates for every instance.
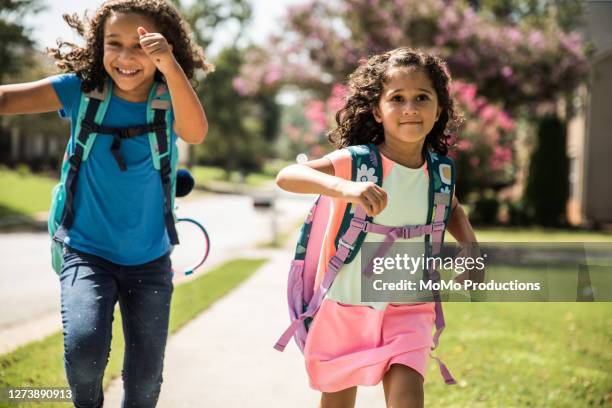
[137,27,177,75]
[453,244,485,284]
[338,180,388,217]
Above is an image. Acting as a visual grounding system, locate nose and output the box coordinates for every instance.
[118,47,137,61]
[403,101,419,116]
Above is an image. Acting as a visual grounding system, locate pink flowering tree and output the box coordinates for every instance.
[449,80,516,197]
[279,84,348,160]
[235,0,589,206]
[236,0,588,110]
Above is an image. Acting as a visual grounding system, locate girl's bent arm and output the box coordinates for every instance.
[276,159,344,197]
[0,79,62,115]
[277,158,389,216]
[446,196,478,244]
[164,61,208,144]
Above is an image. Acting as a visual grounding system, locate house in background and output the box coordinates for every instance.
[567,1,612,228]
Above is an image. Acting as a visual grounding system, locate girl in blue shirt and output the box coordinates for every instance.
[0,1,210,406]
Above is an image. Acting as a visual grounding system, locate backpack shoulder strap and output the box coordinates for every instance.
[52,79,112,242]
[423,149,459,386]
[145,82,179,245]
[146,82,173,171]
[333,143,383,264]
[274,144,383,352]
[75,79,112,162]
[424,149,456,255]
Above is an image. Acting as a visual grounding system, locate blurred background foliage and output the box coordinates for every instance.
[0,0,601,227]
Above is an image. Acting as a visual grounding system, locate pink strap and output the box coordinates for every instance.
[361,220,445,277]
[431,203,446,254]
[427,206,456,385]
[274,206,368,351]
[430,353,457,385]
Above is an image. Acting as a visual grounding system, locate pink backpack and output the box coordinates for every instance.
[274,144,457,385]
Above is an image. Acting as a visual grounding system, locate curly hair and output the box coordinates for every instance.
[328,47,463,156]
[47,0,213,93]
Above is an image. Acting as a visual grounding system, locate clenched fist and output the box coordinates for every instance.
[137,26,176,74]
[338,180,388,217]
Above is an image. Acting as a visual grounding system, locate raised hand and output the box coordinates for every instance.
[137,26,176,74]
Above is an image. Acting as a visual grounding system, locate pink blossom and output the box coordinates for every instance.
[456,139,472,151]
[490,145,513,170]
[479,105,498,123]
[497,111,516,132]
[327,83,347,113]
[305,100,328,134]
[264,66,282,85]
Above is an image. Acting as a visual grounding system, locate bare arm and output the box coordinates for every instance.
[276,158,388,216]
[446,195,478,244]
[276,158,343,197]
[137,26,208,145]
[447,195,485,283]
[164,60,208,145]
[0,78,62,115]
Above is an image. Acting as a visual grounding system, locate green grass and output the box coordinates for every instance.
[469,227,612,242]
[191,166,275,188]
[1,261,609,406]
[424,303,611,407]
[0,168,56,218]
[0,258,267,408]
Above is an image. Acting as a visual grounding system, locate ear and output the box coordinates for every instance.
[435,106,441,122]
[372,105,383,123]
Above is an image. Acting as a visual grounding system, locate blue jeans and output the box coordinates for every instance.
[60,246,174,408]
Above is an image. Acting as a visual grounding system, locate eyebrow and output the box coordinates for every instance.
[389,88,433,95]
[105,33,140,40]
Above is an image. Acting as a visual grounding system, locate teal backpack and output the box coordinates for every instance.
[48,79,179,274]
[274,143,458,384]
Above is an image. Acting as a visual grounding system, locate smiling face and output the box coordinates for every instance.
[102,12,158,100]
[373,66,441,146]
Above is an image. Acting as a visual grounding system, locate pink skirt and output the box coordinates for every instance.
[304,299,435,392]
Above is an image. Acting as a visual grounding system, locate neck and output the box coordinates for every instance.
[112,78,155,103]
[378,138,426,169]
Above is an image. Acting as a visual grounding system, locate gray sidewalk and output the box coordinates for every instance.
[104,246,385,407]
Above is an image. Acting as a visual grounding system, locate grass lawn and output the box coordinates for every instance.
[0,168,56,218]
[0,258,266,408]
[423,303,611,407]
[469,227,612,242]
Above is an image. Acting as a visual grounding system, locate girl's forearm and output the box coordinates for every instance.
[276,164,347,198]
[0,80,62,115]
[163,61,208,144]
[447,203,478,245]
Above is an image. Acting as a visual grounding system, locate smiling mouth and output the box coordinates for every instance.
[115,67,141,77]
[400,122,422,125]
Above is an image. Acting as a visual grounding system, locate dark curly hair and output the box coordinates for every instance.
[328,47,463,156]
[47,0,213,93]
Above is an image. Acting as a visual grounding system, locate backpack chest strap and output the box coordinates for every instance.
[354,219,446,239]
[81,120,167,171]
[362,200,449,278]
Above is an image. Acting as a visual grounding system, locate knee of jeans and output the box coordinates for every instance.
[64,332,109,380]
[123,374,163,407]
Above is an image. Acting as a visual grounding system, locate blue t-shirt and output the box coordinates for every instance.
[50,73,177,265]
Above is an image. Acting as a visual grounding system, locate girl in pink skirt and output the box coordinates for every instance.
[276,48,480,408]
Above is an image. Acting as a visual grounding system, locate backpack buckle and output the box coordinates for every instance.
[69,155,81,171]
[328,256,343,273]
[433,222,445,232]
[350,217,367,231]
[403,225,422,239]
[338,238,355,252]
[421,224,434,235]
